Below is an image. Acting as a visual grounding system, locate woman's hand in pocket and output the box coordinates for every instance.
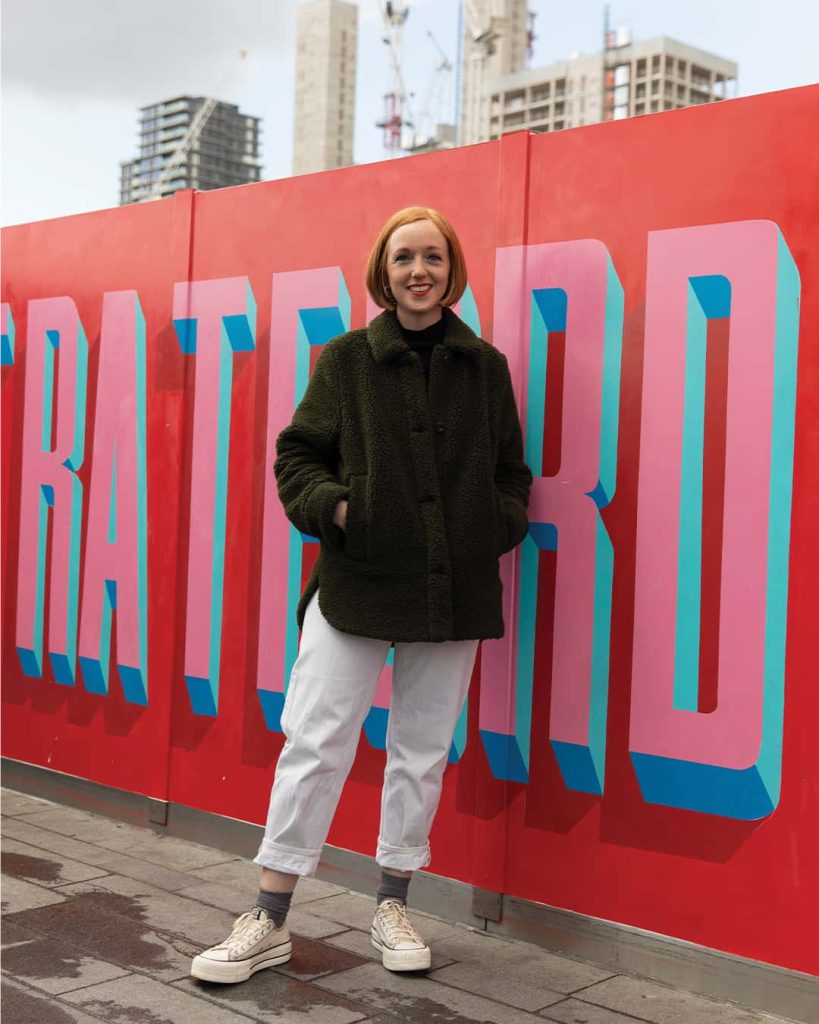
[333,499,348,531]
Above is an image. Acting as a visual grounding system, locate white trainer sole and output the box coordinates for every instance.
[371,931,431,972]
[190,940,292,983]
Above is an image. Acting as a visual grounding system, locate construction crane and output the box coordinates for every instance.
[408,30,455,152]
[147,49,249,201]
[375,2,415,156]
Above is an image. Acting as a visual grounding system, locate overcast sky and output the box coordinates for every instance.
[2,0,817,226]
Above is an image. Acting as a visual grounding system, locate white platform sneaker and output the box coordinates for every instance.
[371,899,432,971]
[191,907,292,983]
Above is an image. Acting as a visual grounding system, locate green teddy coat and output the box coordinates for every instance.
[274,306,533,642]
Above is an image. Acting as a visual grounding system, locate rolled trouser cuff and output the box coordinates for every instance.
[376,839,431,872]
[254,839,322,877]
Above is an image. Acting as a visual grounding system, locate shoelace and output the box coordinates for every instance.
[378,900,423,945]
[218,912,272,954]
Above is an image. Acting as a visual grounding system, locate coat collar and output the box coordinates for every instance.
[367,307,484,364]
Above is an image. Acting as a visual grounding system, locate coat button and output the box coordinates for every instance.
[435,422,445,433]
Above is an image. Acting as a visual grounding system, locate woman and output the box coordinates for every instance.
[191,207,532,983]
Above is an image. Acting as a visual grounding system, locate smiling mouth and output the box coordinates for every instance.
[408,285,432,295]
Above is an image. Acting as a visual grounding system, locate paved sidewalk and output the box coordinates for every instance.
[1,788,794,1024]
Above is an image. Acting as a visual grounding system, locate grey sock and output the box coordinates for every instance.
[255,889,293,928]
[376,871,411,906]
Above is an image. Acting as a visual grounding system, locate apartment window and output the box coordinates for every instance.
[531,83,550,101]
[691,64,712,89]
[651,54,660,73]
[664,81,673,97]
[651,79,660,95]
[580,75,587,91]
[503,111,525,127]
[635,83,646,99]
[555,77,566,98]
[678,59,687,76]
[650,100,659,112]
[635,102,645,115]
[635,58,647,78]
[554,100,564,116]
[664,101,674,110]
[530,105,549,120]
[665,56,675,74]
[677,84,687,100]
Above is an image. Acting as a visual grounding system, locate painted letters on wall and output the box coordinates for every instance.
[3,86,817,976]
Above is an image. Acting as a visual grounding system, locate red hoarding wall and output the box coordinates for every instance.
[2,86,818,975]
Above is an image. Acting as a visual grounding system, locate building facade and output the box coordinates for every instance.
[460,0,529,147]
[293,0,358,175]
[119,97,262,205]
[486,35,737,140]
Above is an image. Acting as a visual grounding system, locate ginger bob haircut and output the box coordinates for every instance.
[365,207,468,311]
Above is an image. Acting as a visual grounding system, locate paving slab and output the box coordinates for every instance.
[187,858,345,906]
[576,975,793,1024]
[325,926,457,970]
[2,835,111,888]
[434,927,614,994]
[3,883,208,983]
[315,961,557,1023]
[306,890,459,942]
[0,925,132,995]
[54,873,243,948]
[1,791,54,816]
[287,905,357,940]
[427,960,566,1012]
[62,972,261,1023]
[1,873,68,913]
[1,977,109,1024]
[16,806,239,871]
[541,998,665,1023]
[275,932,369,982]
[175,973,372,1023]
[325,928,395,963]
[1,817,201,890]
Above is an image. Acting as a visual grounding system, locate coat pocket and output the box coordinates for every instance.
[344,474,369,561]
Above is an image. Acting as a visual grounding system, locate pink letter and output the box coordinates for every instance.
[256,269,350,729]
[630,221,800,819]
[78,291,148,704]
[482,242,623,791]
[173,277,256,715]
[16,297,88,683]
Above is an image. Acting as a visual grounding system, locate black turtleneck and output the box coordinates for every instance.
[399,316,446,383]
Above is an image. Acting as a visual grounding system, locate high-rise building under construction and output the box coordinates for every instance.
[119,96,262,205]
[485,34,737,141]
[460,0,530,147]
[293,0,358,175]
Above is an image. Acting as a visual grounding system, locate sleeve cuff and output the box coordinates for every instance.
[305,481,350,547]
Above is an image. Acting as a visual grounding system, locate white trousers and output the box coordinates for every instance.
[254,593,478,876]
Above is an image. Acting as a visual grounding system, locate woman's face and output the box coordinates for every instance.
[385,219,451,329]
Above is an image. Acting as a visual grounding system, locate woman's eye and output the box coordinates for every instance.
[427,254,442,262]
